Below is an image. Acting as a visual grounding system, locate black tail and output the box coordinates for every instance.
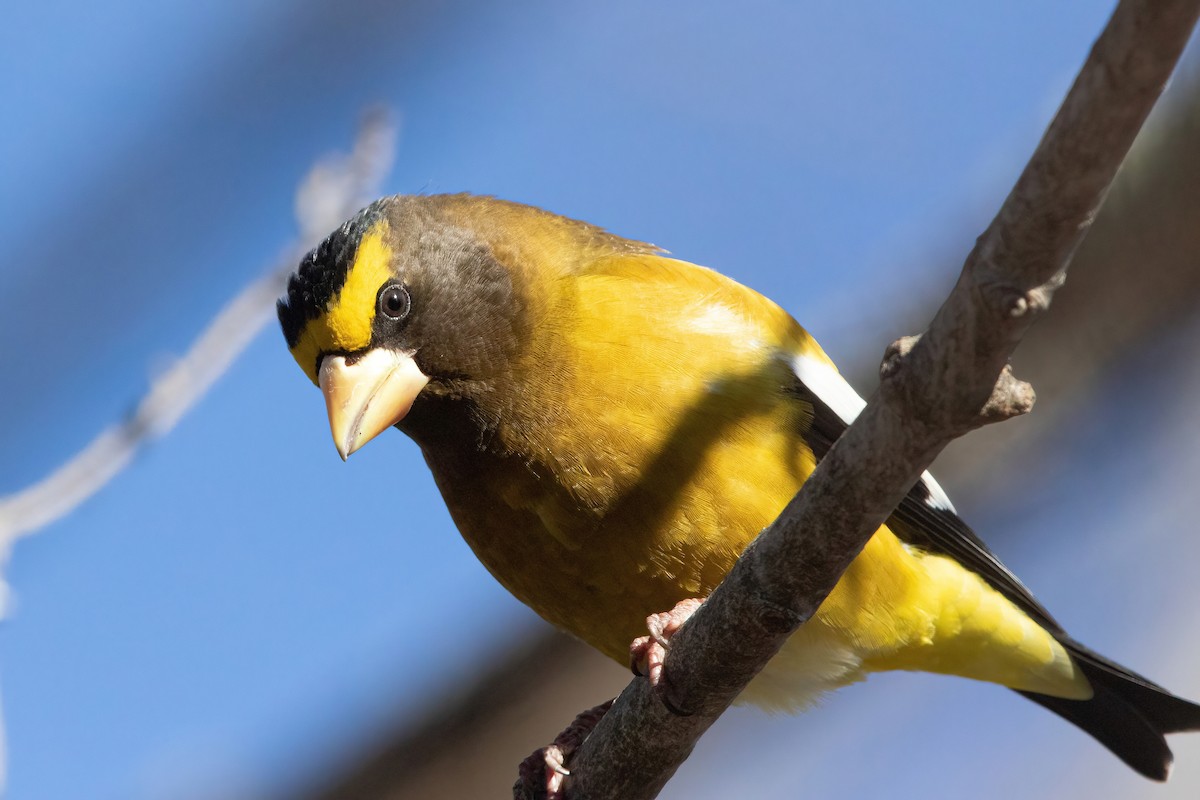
[1018,636,1200,780]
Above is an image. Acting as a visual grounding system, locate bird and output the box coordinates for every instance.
[277,193,1200,781]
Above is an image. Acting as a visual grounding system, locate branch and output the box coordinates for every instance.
[553,3,1200,798]
[0,108,395,798]
[0,111,396,604]
[0,107,396,799]
[0,107,393,627]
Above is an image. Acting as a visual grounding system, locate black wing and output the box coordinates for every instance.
[787,368,1200,779]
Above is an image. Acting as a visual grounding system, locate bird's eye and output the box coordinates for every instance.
[378,284,411,320]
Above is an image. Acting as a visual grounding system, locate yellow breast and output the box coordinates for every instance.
[424,252,1088,708]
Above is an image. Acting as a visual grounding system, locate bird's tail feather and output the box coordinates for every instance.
[1018,636,1200,780]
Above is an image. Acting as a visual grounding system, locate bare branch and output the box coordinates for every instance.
[556,3,1200,798]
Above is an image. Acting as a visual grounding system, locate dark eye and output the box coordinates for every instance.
[378,284,411,320]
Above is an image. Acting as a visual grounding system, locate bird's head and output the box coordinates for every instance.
[278,193,653,460]
[276,194,541,460]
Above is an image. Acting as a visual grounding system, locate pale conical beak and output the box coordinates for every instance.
[319,349,430,460]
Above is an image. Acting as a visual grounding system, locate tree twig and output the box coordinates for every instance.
[552,3,1200,798]
[0,111,396,601]
[0,109,396,797]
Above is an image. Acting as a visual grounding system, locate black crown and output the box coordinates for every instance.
[277,200,388,347]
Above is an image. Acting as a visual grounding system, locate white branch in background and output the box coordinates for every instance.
[0,105,396,795]
[0,110,396,587]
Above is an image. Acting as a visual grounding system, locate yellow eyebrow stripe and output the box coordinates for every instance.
[289,222,394,384]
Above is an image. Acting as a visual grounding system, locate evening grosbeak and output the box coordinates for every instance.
[277,193,1200,780]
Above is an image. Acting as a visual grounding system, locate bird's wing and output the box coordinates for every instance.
[788,351,1061,632]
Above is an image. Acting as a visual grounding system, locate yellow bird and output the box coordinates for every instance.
[277,194,1199,780]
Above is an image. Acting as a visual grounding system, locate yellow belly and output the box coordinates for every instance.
[420,260,1090,710]
[434,425,1090,711]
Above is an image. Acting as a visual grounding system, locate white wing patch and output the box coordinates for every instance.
[919,472,956,513]
[791,352,956,514]
[791,352,867,424]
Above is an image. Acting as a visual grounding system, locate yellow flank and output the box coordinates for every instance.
[863,550,1091,696]
[290,222,395,384]
[443,249,1092,712]
[743,534,1091,710]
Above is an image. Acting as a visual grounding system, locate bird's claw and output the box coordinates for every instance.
[630,597,704,712]
[514,699,614,799]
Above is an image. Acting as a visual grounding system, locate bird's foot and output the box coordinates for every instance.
[515,699,614,800]
[630,597,704,713]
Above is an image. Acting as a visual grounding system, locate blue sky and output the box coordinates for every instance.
[3,2,1197,798]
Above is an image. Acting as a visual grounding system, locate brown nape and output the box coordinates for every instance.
[405,193,662,264]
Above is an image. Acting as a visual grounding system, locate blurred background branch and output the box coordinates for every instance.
[0,109,395,797]
[0,111,397,600]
